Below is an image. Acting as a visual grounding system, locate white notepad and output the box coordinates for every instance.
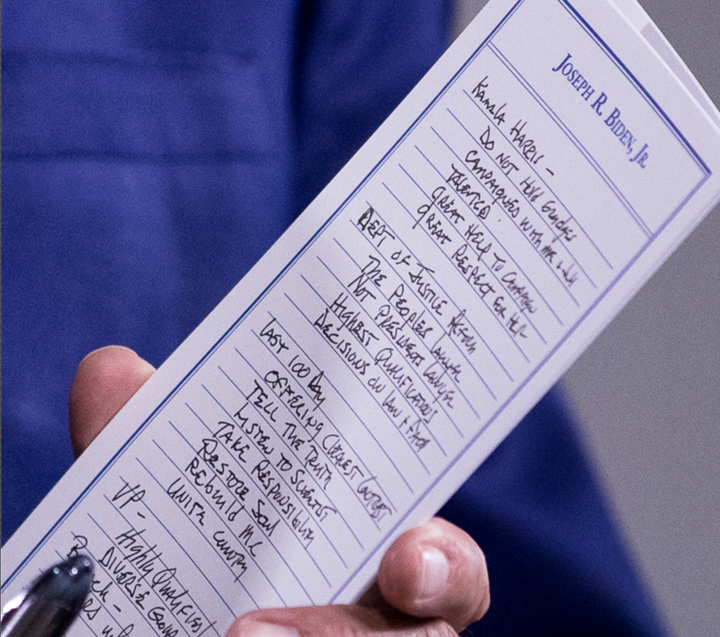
[3,1,719,635]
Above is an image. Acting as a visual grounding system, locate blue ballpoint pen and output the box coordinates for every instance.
[1,555,94,637]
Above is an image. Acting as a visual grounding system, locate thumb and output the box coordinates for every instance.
[68,345,155,458]
[377,517,490,631]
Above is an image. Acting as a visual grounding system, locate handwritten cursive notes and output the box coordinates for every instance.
[3,1,720,635]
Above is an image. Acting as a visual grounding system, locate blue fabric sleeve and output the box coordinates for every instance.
[441,389,669,635]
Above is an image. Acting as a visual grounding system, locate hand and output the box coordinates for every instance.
[69,346,490,636]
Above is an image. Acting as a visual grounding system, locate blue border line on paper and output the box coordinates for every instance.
[3,0,713,596]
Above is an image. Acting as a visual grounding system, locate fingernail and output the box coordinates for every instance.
[227,620,300,637]
[419,546,449,600]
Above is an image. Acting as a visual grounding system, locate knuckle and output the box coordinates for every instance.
[415,619,459,637]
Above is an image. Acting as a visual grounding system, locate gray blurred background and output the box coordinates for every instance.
[453,2,720,636]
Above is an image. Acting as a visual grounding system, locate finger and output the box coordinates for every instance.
[226,604,454,637]
[376,517,490,631]
[68,345,155,458]
[225,518,489,637]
